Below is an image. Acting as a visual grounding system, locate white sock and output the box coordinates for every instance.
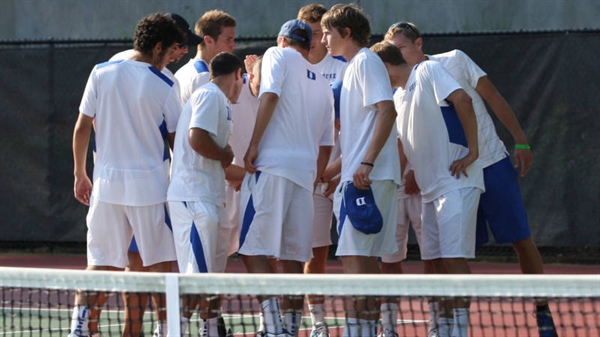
[428,302,440,332]
[261,298,284,334]
[342,317,359,337]
[451,308,469,337]
[180,317,190,336]
[284,311,302,337]
[154,321,166,336]
[200,317,221,337]
[359,318,378,337]
[380,302,399,332]
[69,305,90,335]
[308,303,326,329]
[437,317,453,337]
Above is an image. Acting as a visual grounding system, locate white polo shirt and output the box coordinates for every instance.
[255,46,335,191]
[394,60,484,203]
[79,59,181,206]
[339,48,400,185]
[168,82,233,206]
[175,58,211,105]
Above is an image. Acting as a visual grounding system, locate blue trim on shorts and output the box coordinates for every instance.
[239,171,261,249]
[190,221,209,273]
[337,189,347,235]
[128,237,139,253]
[476,156,531,245]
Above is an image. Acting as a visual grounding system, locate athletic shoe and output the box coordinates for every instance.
[67,331,86,337]
[255,330,293,337]
[535,310,559,337]
[377,328,399,337]
[427,328,439,337]
[309,325,330,337]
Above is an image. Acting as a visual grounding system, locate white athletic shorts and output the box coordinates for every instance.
[312,183,333,248]
[168,200,236,274]
[420,187,482,260]
[238,171,314,262]
[380,192,423,263]
[86,197,176,268]
[334,180,399,257]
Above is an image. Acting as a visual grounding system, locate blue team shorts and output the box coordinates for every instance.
[476,156,531,245]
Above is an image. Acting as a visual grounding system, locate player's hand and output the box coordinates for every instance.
[449,152,477,179]
[353,164,372,190]
[244,55,258,74]
[404,170,420,195]
[220,145,234,169]
[74,174,92,206]
[324,176,340,198]
[321,164,337,182]
[228,179,243,192]
[514,148,533,177]
[244,144,259,173]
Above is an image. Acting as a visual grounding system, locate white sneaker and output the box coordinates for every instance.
[310,325,330,337]
[427,328,439,337]
[377,328,399,337]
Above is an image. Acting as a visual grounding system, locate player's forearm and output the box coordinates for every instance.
[225,164,246,181]
[249,92,279,147]
[72,114,92,176]
[363,100,397,164]
[316,146,332,183]
[189,128,227,161]
[455,99,479,159]
[477,76,528,144]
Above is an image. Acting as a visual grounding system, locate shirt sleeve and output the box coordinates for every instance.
[423,61,462,106]
[190,90,220,137]
[163,87,183,133]
[362,53,394,107]
[259,47,285,98]
[319,89,336,147]
[456,50,487,88]
[79,67,98,117]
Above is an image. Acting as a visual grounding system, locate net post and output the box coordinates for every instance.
[165,273,181,337]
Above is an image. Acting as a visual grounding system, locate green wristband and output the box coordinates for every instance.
[515,144,531,150]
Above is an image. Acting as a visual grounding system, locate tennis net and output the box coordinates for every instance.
[1,266,598,337]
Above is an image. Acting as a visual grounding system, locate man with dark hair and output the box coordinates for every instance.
[371,40,484,337]
[240,19,334,337]
[168,51,244,337]
[175,10,237,104]
[385,21,558,337]
[321,5,401,337]
[70,13,184,337]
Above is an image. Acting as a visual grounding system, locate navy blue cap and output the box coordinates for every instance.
[278,19,312,45]
[344,183,383,235]
[166,13,202,46]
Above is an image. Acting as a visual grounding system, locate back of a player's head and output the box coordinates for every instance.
[297,4,328,23]
[370,41,407,66]
[278,19,312,51]
[385,21,421,43]
[321,4,371,47]
[134,13,185,56]
[195,10,237,45]
[210,52,244,79]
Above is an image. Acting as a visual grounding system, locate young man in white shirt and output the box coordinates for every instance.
[175,10,236,105]
[321,5,400,337]
[70,13,184,337]
[385,22,558,337]
[168,52,244,337]
[240,19,334,337]
[296,5,347,337]
[371,41,484,337]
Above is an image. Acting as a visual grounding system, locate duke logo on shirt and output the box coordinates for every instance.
[307,69,316,81]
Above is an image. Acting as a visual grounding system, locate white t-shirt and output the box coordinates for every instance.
[79,59,181,206]
[230,74,259,167]
[394,60,484,203]
[339,48,400,185]
[427,50,508,168]
[175,58,211,105]
[256,46,335,191]
[168,82,233,205]
[314,53,347,83]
